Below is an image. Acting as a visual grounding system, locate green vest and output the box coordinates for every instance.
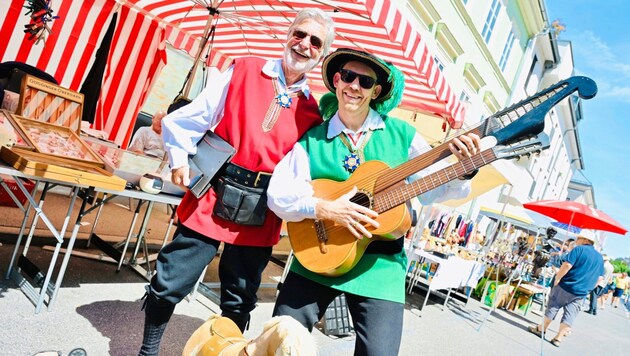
[290,116,416,303]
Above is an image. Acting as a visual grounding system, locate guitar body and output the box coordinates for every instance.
[287,161,411,277]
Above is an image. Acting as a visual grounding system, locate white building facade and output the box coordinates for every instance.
[398,0,595,232]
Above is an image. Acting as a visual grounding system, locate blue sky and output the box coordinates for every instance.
[546,0,630,258]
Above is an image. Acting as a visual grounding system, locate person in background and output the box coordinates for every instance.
[137,9,335,356]
[128,110,167,158]
[611,272,628,308]
[528,230,604,348]
[267,48,481,355]
[586,254,613,315]
[599,273,616,309]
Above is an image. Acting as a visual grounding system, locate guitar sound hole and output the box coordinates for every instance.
[350,191,372,208]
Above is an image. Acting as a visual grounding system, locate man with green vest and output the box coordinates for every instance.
[267,48,480,355]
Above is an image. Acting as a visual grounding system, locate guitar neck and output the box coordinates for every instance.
[373,76,594,194]
[374,125,485,193]
[373,149,497,213]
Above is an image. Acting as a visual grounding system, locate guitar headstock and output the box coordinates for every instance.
[492,133,550,161]
[487,76,597,145]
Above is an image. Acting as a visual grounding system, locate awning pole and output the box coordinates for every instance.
[183,14,214,98]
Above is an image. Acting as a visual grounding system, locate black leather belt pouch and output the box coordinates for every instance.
[212,176,267,226]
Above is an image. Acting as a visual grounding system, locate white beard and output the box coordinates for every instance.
[284,46,319,75]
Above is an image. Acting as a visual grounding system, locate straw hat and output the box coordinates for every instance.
[319,48,406,119]
[322,48,393,103]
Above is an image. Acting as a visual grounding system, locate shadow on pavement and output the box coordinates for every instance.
[76,300,205,356]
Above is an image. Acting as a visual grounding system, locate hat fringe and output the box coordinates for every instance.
[318,92,339,120]
[372,62,404,116]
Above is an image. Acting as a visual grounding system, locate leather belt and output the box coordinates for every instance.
[224,163,272,188]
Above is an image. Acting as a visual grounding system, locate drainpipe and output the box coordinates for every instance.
[538,0,560,67]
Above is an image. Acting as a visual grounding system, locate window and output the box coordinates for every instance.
[407,0,441,31]
[433,56,445,71]
[460,91,470,103]
[463,63,485,93]
[435,23,464,62]
[482,0,501,43]
[499,31,515,71]
[483,91,501,114]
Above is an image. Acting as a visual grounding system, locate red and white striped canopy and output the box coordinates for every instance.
[0,0,464,147]
[126,0,465,128]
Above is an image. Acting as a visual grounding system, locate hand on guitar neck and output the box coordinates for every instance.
[448,132,481,162]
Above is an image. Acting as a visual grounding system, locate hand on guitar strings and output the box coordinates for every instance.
[315,186,379,239]
[448,132,481,161]
[448,132,481,179]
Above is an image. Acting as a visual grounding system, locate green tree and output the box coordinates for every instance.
[610,259,630,273]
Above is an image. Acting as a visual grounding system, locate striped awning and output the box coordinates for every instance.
[0,0,166,147]
[0,0,465,147]
[126,0,466,129]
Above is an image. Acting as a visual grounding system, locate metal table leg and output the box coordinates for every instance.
[4,180,38,280]
[116,200,145,271]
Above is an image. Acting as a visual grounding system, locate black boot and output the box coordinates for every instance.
[138,292,176,356]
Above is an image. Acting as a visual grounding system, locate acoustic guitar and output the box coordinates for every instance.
[287,76,597,277]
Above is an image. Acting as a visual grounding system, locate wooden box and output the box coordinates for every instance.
[12,115,105,170]
[0,109,33,150]
[0,147,126,191]
[17,74,84,134]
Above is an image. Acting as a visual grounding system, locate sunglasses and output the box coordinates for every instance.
[292,30,323,49]
[339,69,377,89]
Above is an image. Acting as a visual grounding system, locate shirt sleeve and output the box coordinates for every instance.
[162,66,233,169]
[267,143,319,222]
[407,133,472,205]
[564,247,579,266]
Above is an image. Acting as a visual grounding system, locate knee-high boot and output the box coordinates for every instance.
[138,293,176,356]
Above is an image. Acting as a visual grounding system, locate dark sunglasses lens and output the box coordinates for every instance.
[340,69,357,84]
[293,30,322,48]
[310,36,322,48]
[293,30,307,39]
[359,76,376,89]
[340,69,376,89]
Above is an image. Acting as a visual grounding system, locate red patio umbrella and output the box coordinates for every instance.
[523,200,628,235]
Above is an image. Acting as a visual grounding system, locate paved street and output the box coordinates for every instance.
[1,241,629,356]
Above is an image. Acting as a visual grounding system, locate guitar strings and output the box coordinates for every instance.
[322,149,496,236]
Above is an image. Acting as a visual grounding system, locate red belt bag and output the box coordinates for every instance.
[212,169,270,226]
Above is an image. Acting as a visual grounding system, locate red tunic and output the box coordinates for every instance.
[177,57,322,247]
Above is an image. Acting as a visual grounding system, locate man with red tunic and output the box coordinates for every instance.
[138,8,335,355]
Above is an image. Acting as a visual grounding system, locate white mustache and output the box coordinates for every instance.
[291,44,310,58]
